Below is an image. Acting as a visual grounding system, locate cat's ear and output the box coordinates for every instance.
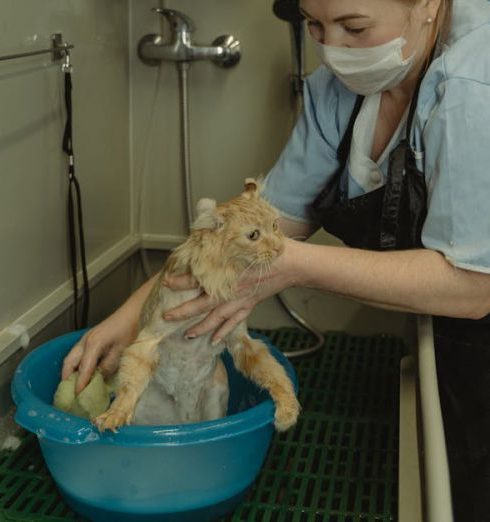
[242,177,262,199]
[192,198,224,231]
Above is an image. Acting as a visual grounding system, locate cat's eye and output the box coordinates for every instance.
[248,229,260,241]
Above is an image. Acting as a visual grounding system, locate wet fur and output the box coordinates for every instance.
[94,179,300,432]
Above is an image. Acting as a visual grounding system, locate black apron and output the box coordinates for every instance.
[309,86,490,522]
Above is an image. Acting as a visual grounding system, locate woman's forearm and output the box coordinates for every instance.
[288,240,490,319]
[278,216,318,241]
[116,273,159,323]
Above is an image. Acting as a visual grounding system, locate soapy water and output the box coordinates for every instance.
[83,432,99,443]
[47,413,62,422]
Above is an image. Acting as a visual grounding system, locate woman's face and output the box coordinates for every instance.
[300,0,431,59]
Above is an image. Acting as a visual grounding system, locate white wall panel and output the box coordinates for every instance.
[130,0,302,236]
[0,0,131,331]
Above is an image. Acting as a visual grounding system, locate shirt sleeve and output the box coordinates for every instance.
[422,77,490,273]
[261,67,353,223]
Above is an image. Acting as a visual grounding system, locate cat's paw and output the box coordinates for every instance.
[93,408,132,432]
[274,396,300,432]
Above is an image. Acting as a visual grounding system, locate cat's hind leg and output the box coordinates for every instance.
[94,331,161,432]
[199,359,229,422]
[227,326,300,431]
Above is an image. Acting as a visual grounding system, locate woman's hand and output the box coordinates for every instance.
[61,312,137,394]
[162,238,301,342]
[61,274,158,394]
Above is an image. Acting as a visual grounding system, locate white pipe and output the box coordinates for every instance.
[417,315,453,522]
[398,355,423,522]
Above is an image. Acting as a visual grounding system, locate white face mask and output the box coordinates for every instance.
[316,36,416,95]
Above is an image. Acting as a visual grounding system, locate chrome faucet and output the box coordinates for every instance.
[138,8,241,68]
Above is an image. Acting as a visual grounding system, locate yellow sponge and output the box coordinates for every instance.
[53,370,114,419]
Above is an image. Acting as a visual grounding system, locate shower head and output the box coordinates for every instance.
[272,0,304,24]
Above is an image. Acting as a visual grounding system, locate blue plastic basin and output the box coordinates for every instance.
[11,330,298,522]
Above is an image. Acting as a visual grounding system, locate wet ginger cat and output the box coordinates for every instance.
[94,179,300,432]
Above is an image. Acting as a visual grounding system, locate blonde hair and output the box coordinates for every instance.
[404,0,453,51]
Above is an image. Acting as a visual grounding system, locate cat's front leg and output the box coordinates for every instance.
[94,332,161,432]
[228,327,300,431]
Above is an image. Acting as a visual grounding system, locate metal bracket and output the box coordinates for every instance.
[51,33,67,62]
[0,32,73,64]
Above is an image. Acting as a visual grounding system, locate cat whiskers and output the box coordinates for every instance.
[238,258,263,296]
[239,258,261,281]
[251,262,264,296]
[251,258,273,297]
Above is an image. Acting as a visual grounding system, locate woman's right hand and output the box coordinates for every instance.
[61,274,160,394]
[61,310,137,395]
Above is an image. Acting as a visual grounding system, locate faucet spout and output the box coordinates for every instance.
[152,8,195,35]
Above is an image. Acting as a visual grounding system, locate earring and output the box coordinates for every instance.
[427,16,434,23]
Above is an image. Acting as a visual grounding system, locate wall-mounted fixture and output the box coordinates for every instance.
[0,33,73,64]
[138,8,241,68]
[137,7,241,230]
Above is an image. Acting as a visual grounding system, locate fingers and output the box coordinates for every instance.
[62,332,104,394]
[186,301,253,340]
[162,273,199,291]
[61,343,84,381]
[98,345,124,378]
[75,352,101,395]
[163,292,216,321]
[211,308,251,343]
[73,331,109,394]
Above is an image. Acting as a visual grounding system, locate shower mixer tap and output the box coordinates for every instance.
[138,8,241,68]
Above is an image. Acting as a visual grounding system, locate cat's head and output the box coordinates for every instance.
[192,178,285,270]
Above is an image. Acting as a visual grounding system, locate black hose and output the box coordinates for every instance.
[63,71,90,329]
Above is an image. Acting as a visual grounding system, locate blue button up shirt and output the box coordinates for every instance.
[262,0,490,273]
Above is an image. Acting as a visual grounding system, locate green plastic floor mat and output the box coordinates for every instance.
[0,328,405,522]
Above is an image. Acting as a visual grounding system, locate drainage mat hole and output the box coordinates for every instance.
[3,479,27,509]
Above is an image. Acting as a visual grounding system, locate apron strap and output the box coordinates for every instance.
[337,95,365,168]
[310,94,364,214]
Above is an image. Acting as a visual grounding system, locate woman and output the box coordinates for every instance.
[63,0,490,519]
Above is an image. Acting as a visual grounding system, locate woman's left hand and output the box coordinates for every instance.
[162,238,301,343]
